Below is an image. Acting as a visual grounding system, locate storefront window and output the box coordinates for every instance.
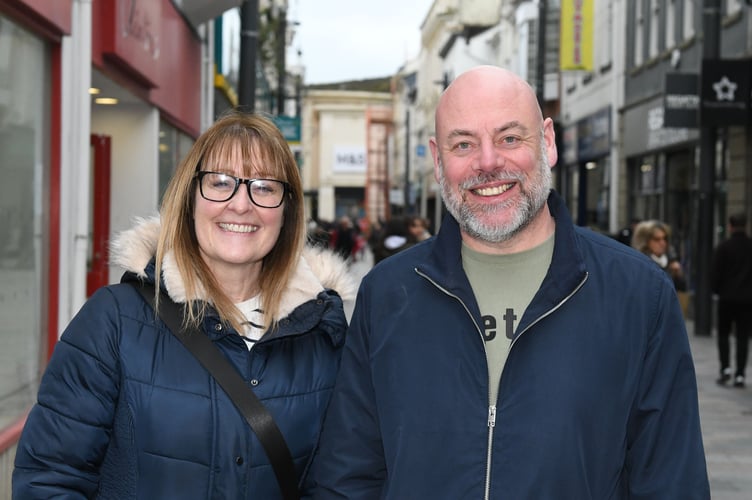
[632,154,665,220]
[584,158,610,232]
[158,119,194,202]
[0,16,50,430]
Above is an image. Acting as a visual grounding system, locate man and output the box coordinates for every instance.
[712,213,752,388]
[308,66,709,498]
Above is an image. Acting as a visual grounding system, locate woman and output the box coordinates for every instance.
[632,219,688,292]
[13,111,355,498]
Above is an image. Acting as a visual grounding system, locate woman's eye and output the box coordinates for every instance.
[214,179,233,189]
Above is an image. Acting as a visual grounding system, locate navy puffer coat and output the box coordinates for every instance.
[13,217,356,499]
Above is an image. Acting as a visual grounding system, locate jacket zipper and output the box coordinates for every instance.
[485,405,497,500]
[415,269,495,499]
[416,268,588,499]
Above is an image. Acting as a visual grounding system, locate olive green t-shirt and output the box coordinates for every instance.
[461,234,554,405]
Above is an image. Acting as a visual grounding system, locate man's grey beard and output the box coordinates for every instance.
[438,140,552,243]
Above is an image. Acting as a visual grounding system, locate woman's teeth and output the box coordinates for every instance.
[219,223,258,233]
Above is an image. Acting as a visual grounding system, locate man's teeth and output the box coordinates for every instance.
[473,184,512,196]
[219,223,258,233]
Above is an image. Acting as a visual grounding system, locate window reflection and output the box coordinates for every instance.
[0,16,49,431]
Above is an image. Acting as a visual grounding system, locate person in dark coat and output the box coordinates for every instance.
[712,212,752,388]
[332,216,356,261]
[372,216,417,264]
[307,65,708,499]
[13,111,355,498]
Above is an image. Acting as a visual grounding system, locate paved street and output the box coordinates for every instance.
[687,321,752,499]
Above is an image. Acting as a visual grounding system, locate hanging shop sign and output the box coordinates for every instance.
[664,73,699,128]
[701,58,751,127]
[560,0,594,71]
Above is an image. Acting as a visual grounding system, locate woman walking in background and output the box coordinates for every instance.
[632,220,687,292]
[632,219,689,316]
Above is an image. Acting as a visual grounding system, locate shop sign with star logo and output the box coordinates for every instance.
[701,58,751,126]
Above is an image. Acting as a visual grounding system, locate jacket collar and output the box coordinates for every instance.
[421,191,588,334]
[109,216,357,317]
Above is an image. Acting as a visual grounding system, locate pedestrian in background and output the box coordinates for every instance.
[372,216,416,264]
[407,214,432,242]
[631,219,687,292]
[331,216,356,261]
[712,212,752,388]
[13,111,355,498]
[615,217,640,246]
[307,66,708,498]
[632,219,690,316]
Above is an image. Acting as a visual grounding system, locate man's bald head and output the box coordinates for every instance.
[435,66,543,136]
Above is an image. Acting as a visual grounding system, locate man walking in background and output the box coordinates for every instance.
[712,213,752,388]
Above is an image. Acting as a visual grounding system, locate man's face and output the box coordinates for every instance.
[436,136,552,244]
[429,71,557,246]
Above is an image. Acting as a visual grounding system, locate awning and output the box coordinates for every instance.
[172,0,243,27]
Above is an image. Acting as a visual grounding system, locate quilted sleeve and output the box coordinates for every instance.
[13,286,124,498]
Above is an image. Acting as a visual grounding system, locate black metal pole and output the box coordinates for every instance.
[276,9,287,116]
[535,0,547,108]
[404,108,411,215]
[238,0,259,110]
[695,0,721,336]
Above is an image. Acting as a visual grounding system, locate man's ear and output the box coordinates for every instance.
[429,137,441,183]
[543,118,558,168]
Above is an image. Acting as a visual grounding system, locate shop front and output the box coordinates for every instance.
[623,96,699,288]
[560,107,612,234]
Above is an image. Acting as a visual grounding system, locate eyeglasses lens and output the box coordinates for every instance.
[199,172,286,208]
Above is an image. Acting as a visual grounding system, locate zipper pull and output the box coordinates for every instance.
[488,405,497,428]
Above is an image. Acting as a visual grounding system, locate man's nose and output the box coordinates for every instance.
[474,141,503,172]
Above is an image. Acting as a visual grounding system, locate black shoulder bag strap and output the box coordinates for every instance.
[129,280,300,500]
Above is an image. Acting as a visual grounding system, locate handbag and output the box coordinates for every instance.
[128,280,300,500]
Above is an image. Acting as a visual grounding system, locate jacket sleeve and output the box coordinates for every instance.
[306,282,387,498]
[625,280,710,498]
[13,286,123,498]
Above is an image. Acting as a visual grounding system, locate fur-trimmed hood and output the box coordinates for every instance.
[110,216,357,319]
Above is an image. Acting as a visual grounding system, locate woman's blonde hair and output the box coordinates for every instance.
[156,110,305,332]
[631,219,671,255]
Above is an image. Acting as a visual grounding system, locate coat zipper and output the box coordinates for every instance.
[485,405,497,500]
[416,268,588,499]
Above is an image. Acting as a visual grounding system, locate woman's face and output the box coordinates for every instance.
[193,149,285,283]
[647,228,668,256]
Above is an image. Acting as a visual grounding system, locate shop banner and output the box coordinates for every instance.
[560,0,594,71]
[664,73,699,128]
[701,59,750,127]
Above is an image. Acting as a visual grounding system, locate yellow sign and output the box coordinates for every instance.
[560,0,594,71]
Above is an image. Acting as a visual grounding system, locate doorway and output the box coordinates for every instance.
[87,134,111,296]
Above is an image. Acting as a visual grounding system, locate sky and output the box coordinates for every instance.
[287,0,435,84]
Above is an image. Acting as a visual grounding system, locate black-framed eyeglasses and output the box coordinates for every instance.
[196,171,289,208]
